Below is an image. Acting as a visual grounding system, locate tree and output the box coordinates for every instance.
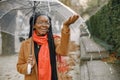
[1,11,16,55]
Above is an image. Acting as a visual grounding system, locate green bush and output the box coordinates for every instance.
[86,0,120,56]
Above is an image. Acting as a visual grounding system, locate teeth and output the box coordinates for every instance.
[38,28,48,32]
[41,29,47,31]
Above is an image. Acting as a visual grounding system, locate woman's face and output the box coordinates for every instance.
[34,15,50,36]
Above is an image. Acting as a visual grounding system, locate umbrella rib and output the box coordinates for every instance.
[28,0,33,6]
[6,0,33,11]
[35,1,40,6]
[13,7,33,10]
[25,9,33,16]
[0,7,32,19]
[13,1,31,8]
[36,4,61,9]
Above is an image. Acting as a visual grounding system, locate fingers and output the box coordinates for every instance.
[64,14,79,26]
[27,55,35,68]
[71,15,79,23]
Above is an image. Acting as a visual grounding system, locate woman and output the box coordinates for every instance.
[16,12,79,80]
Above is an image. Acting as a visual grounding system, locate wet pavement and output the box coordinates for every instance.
[80,37,120,80]
[0,54,24,80]
[80,60,120,80]
[0,54,120,80]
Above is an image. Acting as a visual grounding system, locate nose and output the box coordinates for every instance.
[42,23,49,26]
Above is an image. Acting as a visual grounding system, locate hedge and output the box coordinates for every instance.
[86,0,120,56]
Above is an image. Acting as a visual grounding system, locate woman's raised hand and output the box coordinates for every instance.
[63,14,79,26]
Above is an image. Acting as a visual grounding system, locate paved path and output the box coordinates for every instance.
[0,54,24,80]
[80,37,109,60]
[80,60,120,80]
[80,36,120,80]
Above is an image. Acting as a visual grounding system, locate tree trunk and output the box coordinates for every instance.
[1,32,15,55]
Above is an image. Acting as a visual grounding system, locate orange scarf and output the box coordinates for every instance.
[33,31,51,80]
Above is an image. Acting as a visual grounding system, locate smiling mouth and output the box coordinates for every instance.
[40,28,48,32]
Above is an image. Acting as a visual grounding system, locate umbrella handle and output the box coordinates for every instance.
[30,37,33,55]
[30,1,36,55]
[27,63,32,74]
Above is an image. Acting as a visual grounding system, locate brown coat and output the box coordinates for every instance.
[16,28,70,80]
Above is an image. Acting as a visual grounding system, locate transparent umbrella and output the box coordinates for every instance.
[0,0,83,55]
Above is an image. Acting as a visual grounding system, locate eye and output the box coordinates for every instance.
[36,21,50,26]
[36,21,43,24]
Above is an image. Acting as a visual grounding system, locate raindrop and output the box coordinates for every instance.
[90,55,93,61]
[104,62,113,74]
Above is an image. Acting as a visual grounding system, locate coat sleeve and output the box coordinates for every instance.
[55,25,70,56]
[16,41,28,75]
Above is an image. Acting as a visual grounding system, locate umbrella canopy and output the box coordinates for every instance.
[0,0,84,36]
[0,0,89,55]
